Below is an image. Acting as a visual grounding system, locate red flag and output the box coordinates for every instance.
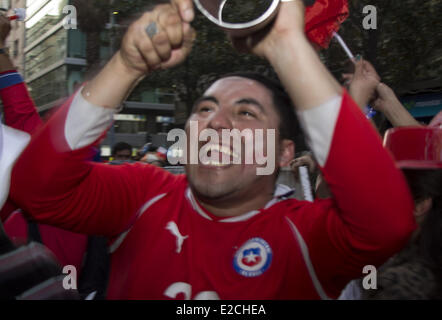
[305,0,349,48]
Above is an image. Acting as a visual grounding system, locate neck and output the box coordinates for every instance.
[193,185,275,218]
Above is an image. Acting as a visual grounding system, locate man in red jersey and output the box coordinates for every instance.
[10,0,415,299]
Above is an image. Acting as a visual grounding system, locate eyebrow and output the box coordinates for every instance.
[192,96,266,114]
[192,96,218,113]
[194,96,218,106]
[235,98,266,114]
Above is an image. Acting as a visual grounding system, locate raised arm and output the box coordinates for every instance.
[242,1,415,296]
[343,59,381,111]
[81,1,195,110]
[0,14,42,133]
[10,3,195,236]
[0,14,40,222]
[373,82,421,127]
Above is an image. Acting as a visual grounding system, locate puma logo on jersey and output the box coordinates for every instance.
[166,221,188,254]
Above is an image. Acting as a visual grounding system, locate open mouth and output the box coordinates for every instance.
[199,143,241,167]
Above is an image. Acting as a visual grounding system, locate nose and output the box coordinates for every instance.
[207,107,233,132]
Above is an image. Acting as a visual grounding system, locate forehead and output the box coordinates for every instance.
[204,77,274,106]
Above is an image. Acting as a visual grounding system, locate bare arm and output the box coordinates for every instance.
[373,83,421,127]
[246,2,341,111]
[0,50,14,72]
[343,59,381,111]
[0,14,42,133]
[10,1,196,235]
[245,1,414,296]
[0,14,13,71]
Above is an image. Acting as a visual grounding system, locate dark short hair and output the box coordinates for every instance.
[112,142,133,156]
[402,169,442,274]
[213,72,307,151]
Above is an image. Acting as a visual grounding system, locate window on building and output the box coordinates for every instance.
[2,0,11,9]
[113,114,148,134]
[25,28,67,80]
[27,65,68,107]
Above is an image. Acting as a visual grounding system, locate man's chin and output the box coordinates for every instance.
[193,187,232,201]
[185,163,262,200]
[188,175,238,200]
[185,163,237,180]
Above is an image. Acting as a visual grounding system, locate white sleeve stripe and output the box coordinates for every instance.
[296,96,342,167]
[64,88,116,150]
[0,72,19,79]
[285,217,331,300]
[109,193,167,254]
[4,209,23,225]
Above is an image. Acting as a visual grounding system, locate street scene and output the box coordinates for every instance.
[0,0,441,307]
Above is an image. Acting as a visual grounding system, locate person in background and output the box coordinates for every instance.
[139,145,168,167]
[0,12,77,299]
[342,57,381,112]
[290,152,331,200]
[429,111,442,128]
[290,57,383,201]
[112,142,133,161]
[342,57,423,128]
[341,126,442,299]
[0,14,108,299]
[337,56,442,299]
[373,83,422,127]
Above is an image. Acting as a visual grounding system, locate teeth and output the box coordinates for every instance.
[207,144,239,159]
[205,160,229,167]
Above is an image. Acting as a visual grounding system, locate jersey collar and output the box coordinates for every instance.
[185,184,294,223]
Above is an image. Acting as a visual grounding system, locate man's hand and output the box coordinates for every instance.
[289,153,331,199]
[171,0,195,23]
[230,1,306,58]
[0,13,11,48]
[230,0,340,111]
[82,1,196,109]
[343,59,380,110]
[290,153,317,182]
[117,2,196,79]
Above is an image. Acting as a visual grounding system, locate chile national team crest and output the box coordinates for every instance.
[233,238,272,277]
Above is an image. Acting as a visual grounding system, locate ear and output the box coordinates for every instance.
[279,139,295,168]
[414,198,433,218]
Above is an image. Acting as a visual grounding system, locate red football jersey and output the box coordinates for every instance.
[10,91,416,299]
[106,172,362,299]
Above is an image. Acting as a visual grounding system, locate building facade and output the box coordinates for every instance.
[24,0,87,111]
[13,0,177,156]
